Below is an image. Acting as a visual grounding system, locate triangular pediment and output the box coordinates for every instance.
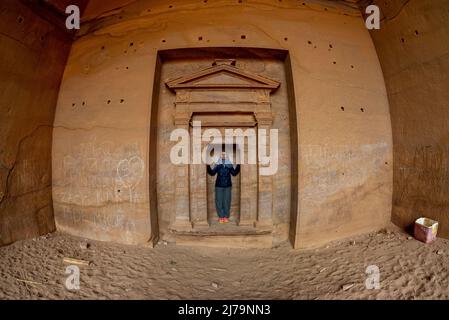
[166,63,280,91]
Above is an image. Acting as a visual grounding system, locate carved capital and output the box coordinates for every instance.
[255,90,270,103]
[175,90,191,103]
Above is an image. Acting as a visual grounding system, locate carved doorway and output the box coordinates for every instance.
[153,48,298,248]
[165,59,280,234]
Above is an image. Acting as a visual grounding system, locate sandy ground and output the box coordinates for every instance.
[1,228,448,300]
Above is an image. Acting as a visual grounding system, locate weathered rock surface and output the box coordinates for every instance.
[370,0,449,238]
[0,0,73,246]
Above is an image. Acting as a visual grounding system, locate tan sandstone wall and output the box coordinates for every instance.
[0,0,71,245]
[370,0,449,238]
[53,0,392,248]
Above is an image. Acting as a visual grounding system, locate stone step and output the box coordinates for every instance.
[174,232,273,249]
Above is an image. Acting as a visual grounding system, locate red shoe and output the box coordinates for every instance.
[223,217,230,223]
[219,218,225,224]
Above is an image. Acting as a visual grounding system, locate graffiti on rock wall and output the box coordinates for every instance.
[54,137,145,234]
[397,145,449,204]
[60,206,137,233]
[301,143,390,202]
[56,137,145,206]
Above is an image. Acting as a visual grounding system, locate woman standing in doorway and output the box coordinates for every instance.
[206,151,240,224]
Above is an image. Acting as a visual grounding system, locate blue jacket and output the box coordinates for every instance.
[207,162,240,188]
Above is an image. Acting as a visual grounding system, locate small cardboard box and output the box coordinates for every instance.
[414,217,438,243]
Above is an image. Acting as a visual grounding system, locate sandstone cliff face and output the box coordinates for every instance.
[53,0,392,248]
[0,0,72,245]
[370,0,449,238]
[3,0,447,249]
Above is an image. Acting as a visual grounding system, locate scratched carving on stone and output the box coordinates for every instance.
[301,143,390,203]
[53,137,145,234]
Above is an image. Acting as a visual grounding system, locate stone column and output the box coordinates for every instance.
[256,113,274,228]
[239,141,258,227]
[189,138,208,228]
[171,113,192,231]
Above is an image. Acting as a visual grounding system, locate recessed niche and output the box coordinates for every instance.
[241,35,246,39]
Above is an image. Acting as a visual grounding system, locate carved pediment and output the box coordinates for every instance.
[166,60,280,91]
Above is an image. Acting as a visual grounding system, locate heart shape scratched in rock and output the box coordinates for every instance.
[116,156,144,188]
